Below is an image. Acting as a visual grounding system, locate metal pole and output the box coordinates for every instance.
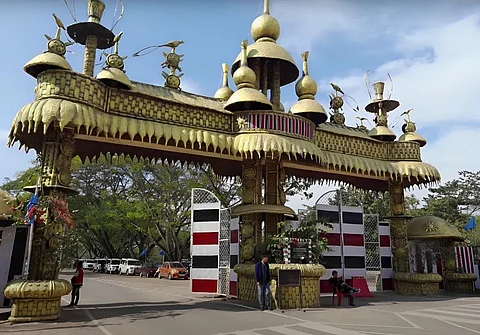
[338,189,345,279]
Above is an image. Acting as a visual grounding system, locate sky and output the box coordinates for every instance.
[0,0,479,212]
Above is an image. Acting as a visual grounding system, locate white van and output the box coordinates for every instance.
[119,258,141,275]
[106,258,121,274]
[83,259,95,270]
[93,258,107,272]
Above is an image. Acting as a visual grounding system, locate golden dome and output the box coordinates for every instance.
[96,67,132,90]
[24,52,73,78]
[225,40,272,112]
[398,110,427,147]
[231,0,298,87]
[251,14,280,42]
[368,125,396,142]
[290,52,327,125]
[215,63,234,100]
[0,189,15,217]
[408,216,464,241]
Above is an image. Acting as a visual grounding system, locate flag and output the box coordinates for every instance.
[465,217,477,231]
[25,194,39,225]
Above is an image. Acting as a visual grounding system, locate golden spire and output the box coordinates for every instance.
[251,0,280,42]
[215,63,234,100]
[290,51,327,125]
[398,109,427,147]
[365,78,399,141]
[224,40,272,112]
[96,31,132,90]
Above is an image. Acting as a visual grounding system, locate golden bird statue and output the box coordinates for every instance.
[330,82,345,96]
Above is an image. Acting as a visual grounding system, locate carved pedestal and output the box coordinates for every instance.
[234,264,326,309]
[394,273,442,295]
[3,280,72,323]
[445,273,478,293]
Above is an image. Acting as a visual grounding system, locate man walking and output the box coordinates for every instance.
[255,255,273,311]
[67,261,84,307]
[329,270,361,307]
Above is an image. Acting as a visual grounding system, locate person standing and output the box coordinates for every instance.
[67,261,84,307]
[255,255,273,311]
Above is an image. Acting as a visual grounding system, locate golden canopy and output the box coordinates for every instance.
[407,215,464,241]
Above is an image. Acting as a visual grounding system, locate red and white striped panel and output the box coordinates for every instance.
[229,217,239,298]
[190,190,221,294]
[379,222,393,290]
[456,246,475,273]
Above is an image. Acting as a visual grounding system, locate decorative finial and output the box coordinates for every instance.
[96,31,132,90]
[160,40,185,90]
[104,32,127,70]
[399,108,427,147]
[214,63,234,100]
[356,117,368,132]
[365,75,399,141]
[44,14,74,57]
[329,83,345,125]
[87,0,106,23]
[224,39,272,112]
[290,51,327,125]
[251,0,280,42]
[233,40,257,89]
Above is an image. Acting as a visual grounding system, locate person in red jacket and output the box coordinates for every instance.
[67,261,84,307]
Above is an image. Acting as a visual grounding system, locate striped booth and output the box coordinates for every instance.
[317,204,394,293]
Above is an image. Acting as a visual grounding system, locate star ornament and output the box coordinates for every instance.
[237,117,247,130]
[423,222,438,233]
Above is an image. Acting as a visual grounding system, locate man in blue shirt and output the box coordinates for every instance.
[255,255,272,311]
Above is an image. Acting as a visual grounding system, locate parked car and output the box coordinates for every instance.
[106,258,121,274]
[158,262,189,280]
[83,259,95,270]
[138,263,159,278]
[119,258,141,275]
[93,258,107,273]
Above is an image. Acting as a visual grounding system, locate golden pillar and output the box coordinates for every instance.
[4,130,75,322]
[388,180,409,273]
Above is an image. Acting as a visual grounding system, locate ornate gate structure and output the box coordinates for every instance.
[5,0,441,322]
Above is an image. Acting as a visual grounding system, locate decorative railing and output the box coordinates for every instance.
[235,111,316,140]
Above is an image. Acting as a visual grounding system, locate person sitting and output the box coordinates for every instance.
[329,270,361,307]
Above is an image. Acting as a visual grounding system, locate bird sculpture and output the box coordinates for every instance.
[53,13,66,30]
[159,40,184,53]
[330,82,345,96]
[401,108,414,122]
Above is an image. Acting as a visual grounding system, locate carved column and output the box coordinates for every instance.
[388,180,409,273]
[240,160,262,263]
[264,159,285,236]
[28,131,75,281]
[83,35,98,77]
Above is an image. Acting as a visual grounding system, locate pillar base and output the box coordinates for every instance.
[445,273,477,293]
[394,272,442,295]
[234,264,326,309]
[3,279,71,323]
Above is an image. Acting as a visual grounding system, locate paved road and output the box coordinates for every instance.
[2,272,480,335]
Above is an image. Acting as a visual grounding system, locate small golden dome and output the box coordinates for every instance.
[97,67,132,90]
[251,0,280,42]
[368,125,396,142]
[398,109,427,147]
[24,52,73,78]
[25,17,74,78]
[225,40,272,112]
[290,52,327,125]
[233,65,256,88]
[215,63,234,100]
[408,216,464,241]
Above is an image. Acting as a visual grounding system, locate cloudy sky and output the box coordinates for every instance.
[0,0,479,211]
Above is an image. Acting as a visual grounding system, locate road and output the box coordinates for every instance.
[2,272,480,335]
